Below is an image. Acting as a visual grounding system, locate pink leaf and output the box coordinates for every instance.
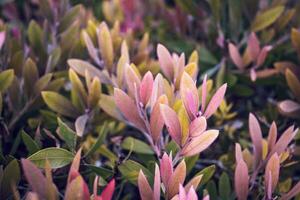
[140,71,154,106]
[256,45,272,68]
[67,148,82,184]
[248,113,263,166]
[278,100,300,116]
[267,122,277,154]
[189,116,207,137]
[270,126,297,156]
[160,153,173,187]
[247,32,260,61]
[235,143,243,163]
[264,153,279,195]
[138,170,153,200]
[160,104,182,146]
[150,95,168,143]
[0,31,5,50]
[167,160,186,198]
[228,43,244,69]
[179,184,187,200]
[250,68,257,82]
[180,72,199,120]
[157,44,174,81]
[186,187,198,200]
[153,164,161,200]
[101,179,115,200]
[203,84,227,119]
[114,88,146,132]
[149,73,164,110]
[65,175,90,200]
[235,160,249,200]
[181,130,219,157]
[125,64,141,98]
[201,75,207,113]
[21,159,47,198]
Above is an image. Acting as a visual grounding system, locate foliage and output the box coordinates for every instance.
[0,0,300,199]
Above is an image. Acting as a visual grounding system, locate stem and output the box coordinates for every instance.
[8,97,36,131]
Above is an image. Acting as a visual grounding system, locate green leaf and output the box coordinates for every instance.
[98,146,118,164]
[121,137,154,154]
[206,180,218,200]
[42,91,80,118]
[57,117,76,152]
[232,85,254,97]
[219,172,231,200]
[0,93,2,114]
[58,5,82,33]
[0,159,20,199]
[185,154,199,173]
[196,165,216,186]
[28,147,74,169]
[34,73,53,95]
[118,160,152,184]
[23,58,39,98]
[21,130,40,155]
[28,20,44,52]
[0,69,14,92]
[251,6,285,32]
[86,165,113,179]
[199,46,218,65]
[209,0,221,22]
[84,123,108,157]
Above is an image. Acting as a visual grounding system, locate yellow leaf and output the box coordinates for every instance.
[286,69,300,102]
[251,6,285,32]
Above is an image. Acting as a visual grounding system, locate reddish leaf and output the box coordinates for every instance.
[101,179,115,200]
[235,160,249,200]
[247,32,260,61]
[189,116,207,137]
[114,88,146,132]
[248,113,263,166]
[264,153,280,195]
[67,148,82,184]
[160,104,182,146]
[270,126,297,156]
[181,130,219,157]
[278,100,300,117]
[186,187,198,200]
[256,45,272,67]
[0,31,5,50]
[267,122,277,153]
[150,95,168,143]
[228,43,244,69]
[64,175,90,200]
[180,72,199,120]
[157,44,174,81]
[235,143,243,163]
[167,160,186,198]
[153,164,161,200]
[140,71,154,106]
[22,159,47,198]
[203,84,227,119]
[138,170,153,200]
[125,64,141,98]
[160,153,173,187]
